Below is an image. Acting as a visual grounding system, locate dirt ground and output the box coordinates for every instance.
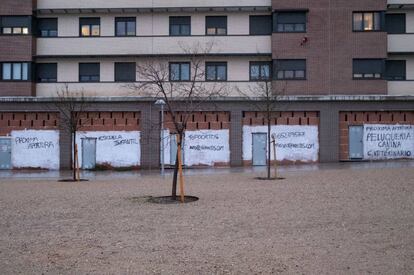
[0,165,413,274]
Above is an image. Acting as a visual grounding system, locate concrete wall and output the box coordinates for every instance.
[1,97,413,169]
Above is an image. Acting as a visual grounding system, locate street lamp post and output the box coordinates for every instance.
[155,99,166,176]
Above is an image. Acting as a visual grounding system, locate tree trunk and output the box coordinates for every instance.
[171,132,184,199]
[171,151,179,199]
[73,131,77,181]
[267,120,271,179]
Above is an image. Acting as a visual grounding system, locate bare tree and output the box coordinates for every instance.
[128,42,227,200]
[236,78,287,180]
[54,84,90,181]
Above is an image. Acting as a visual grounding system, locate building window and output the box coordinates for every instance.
[37,18,57,37]
[79,63,100,82]
[353,59,384,79]
[206,62,227,81]
[80,18,100,37]
[250,62,271,81]
[353,12,384,31]
[36,63,57,83]
[206,16,227,35]
[115,17,136,37]
[169,16,191,36]
[273,12,307,33]
[1,62,30,81]
[385,60,406,80]
[169,62,190,81]
[386,14,406,34]
[250,15,272,35]
[1,16,31,35]
[274,59,306,80]
[115,62,136,82]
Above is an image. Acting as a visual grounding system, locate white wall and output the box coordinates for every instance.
[161,129,230,166]
[11,130,60,170]
[243,125,320,162]
[363,124,414,160]
[76,131,141,167]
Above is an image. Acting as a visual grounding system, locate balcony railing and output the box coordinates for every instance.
[388,80,414,96]
[36,82,261,97]
[36,36,271,57]
[388,34,414,53]
[36,0,271,13]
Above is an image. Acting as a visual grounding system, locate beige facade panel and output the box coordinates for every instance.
[388,0,414,4]
[36,82,260,97]
[36,36,271,56]
[388,81,414,95]
[388,34,414,53]
[37,0,271,10]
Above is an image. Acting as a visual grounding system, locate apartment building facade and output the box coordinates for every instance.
[0,0,413,170]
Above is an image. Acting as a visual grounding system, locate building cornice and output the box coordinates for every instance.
[1,95,414,103]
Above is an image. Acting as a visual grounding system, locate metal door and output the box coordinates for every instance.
[81,138,97,169]
[0,138,12,169]
[170,134,185,166]
[349,126,364,159]
[252,133,267,166]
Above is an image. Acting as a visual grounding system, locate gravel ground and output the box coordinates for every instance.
[0,166,413,274]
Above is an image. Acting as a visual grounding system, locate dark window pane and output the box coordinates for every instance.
[353,59,384,79]
[181,25,190,35]
[273,59,306,80]
[250,15,272,35]
[80,18,100,36]
[250,62,271,80]
[353,12,383,31]
[115,62,136,82]
[127,21,136,35]
[170,25,180,35]
[206,16,227,35]
[170,64,180,81]
[206,65,216,80]
[273,12,307,33]
[37,18,58,37]
[216,65,226,80]
[2,63,11,80]
[13,63,22,80]
[116,22,126,36]
[353,59,383,74]
[79,63,100,82]
[386,14,406,34]
[80,18,100,25]
[353,13,363,30]
[169,16,191,36]
[2,16,31,27]
[181,63,190,80]
[250,65,260,80]
[385,60,406,80]
[115,17,136,36]
[36,63,57,83]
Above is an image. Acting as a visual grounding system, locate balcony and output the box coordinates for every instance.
[388,81,414,96]
[388,34,414,53]
[388,0,414,9]
[36,0,271,13]
[36,82,258,97]
[36,36,271,57]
